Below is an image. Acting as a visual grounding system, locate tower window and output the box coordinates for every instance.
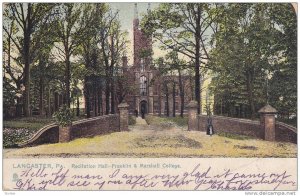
[140,76,147,96]
[140,58,145,72]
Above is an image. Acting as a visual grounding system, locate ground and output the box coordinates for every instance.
[3,116,297,158]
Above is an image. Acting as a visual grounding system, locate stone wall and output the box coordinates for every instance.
[198,115,262,138]
[19,114,120,147]
[72,114,119,138]
[197,115,297,144]
[18,123,59,147]
[275,122,297,144]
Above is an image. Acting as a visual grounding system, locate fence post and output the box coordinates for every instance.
[258,104,277,141]
[118,101,129,131]
[187,100,198,131]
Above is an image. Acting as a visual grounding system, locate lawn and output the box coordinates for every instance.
[3,115,297,158]
[145,115,188,129]
[4,117,55,130]
[4,129,297,158]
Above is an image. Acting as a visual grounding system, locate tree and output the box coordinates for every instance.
[3,3,56,116]
[98,10,128,114]
[3,15,24,116]
[76,3,107,117]
[267,4,297,120]
[165,51,189,117]
[208,3,296,119]
[142,3,220,114]
[53,3,84,108]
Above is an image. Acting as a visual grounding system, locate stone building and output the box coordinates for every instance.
[122,4,194,116]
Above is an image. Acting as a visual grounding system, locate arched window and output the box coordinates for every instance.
[140,76,147,96]
[140,58,145,72]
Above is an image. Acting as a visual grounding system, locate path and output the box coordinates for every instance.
[3,117,297,158]
[135,117,148,125]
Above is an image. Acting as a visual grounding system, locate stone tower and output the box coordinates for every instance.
[132,3,154,115]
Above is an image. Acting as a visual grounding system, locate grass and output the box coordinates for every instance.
[145,115,188,128]
[3,117,54,131]
[216,132,254,140]
[3,115,297,158]
[4,129,297,158]
[133,135,202,149]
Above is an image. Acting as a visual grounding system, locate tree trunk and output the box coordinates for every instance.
[105,76,110,115]
[24,27,31,117]
[158,83,161,116]
[65,56,71,108]
[39,76,44,116]
[98,88,102,115]
[76,96,80,117]
[47,88,51,117]
[84,77,91,118]
[94,82,98,116]
[165,84,169,117]
[111,77,115,114]
[246,70,255,119]
[172,82,176,117]
[178,69,184,118]
[194,5,202,115]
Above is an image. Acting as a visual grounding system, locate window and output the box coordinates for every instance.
[140,58,145,72]
[140,76,147,96]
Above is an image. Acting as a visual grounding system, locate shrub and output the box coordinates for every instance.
[53,105,74,127]
[3,128,36,148]
[128,115,136,125]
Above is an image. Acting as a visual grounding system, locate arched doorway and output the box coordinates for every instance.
[140,100,147,118]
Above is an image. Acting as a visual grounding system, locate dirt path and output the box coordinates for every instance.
[135,117,148,125]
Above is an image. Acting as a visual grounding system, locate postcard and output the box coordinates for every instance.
[2,2,297,192]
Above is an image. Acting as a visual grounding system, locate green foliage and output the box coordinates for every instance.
[168,116,188,127]
[209,3,296,119]
[53,105,74,127]
[128,115,136,125]
[3,77,16,117]
[3,128,37,148]
[3,117,55,148]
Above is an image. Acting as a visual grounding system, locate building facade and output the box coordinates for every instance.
[122,4,194,116]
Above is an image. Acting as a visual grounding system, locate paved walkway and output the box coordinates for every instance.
[135,117,148,125]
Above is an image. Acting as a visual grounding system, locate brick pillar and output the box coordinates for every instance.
[118,102,129,131]
[258,104,277,141]
[59,126,71,143]
[187,100,198,131]
[149,97,154,114]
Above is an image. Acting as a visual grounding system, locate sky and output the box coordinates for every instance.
[108,2,161,65]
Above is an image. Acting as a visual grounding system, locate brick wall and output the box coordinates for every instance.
[198,115,297,144]
[198,115,262,138]
[275,122,297,144]
[19,114,120,147]
[19,124,59,147]
[72,114,119,138]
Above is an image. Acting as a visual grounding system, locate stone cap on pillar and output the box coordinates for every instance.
[258,104,277,114]
[118,101,129,109]
[187,100,198,108]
